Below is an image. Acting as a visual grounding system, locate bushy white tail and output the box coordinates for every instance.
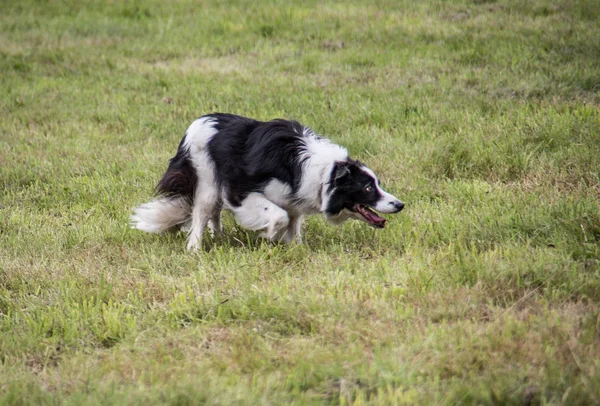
[130,197,191,234]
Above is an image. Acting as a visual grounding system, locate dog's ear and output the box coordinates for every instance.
[333,161,352,186]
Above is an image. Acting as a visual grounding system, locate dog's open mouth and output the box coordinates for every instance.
[355,205,386,228]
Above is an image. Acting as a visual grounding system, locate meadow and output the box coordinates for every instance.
[1,0,599,404]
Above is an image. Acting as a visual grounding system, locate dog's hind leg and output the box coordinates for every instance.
[230,193,289,241]
[187,191,220,251]
[186,151,220,251]
[186,209,208,251]
[207,209,223,238]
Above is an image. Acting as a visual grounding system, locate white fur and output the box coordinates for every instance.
[373,189,402,213]
[263,179,293,209]
[230,193,290,240]
[255,180,304,242]
[183,117,218,152]
[296,134,348,213]
[183,119,221,251]
[131,197,190,233]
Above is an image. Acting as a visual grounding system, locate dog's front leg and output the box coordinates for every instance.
[280,215,304,244]
[230,193,289,241]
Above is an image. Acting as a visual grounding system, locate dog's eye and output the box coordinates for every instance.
[364,185,373,193]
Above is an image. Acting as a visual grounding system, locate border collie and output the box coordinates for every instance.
[131,113,404,250]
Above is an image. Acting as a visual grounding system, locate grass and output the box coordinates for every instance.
[1,0,599,404]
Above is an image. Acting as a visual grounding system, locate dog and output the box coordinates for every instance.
[131,113,404,251]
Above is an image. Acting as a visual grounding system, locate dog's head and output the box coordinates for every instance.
[323,160,404,227]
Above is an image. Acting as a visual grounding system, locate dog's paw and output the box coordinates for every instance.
[180,219,192,233]
[207,222,223,238]
[186,238,200,252]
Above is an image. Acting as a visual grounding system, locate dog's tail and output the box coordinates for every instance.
[130,197,191,233]
[132,129,200,234]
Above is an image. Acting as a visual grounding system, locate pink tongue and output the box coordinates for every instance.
[356,205,386,227]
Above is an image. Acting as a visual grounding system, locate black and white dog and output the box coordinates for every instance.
[131,113,404,250]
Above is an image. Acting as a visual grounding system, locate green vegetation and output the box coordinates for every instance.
[1,0,599,404]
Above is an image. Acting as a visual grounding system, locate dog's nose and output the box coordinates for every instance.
[390,201,404,212]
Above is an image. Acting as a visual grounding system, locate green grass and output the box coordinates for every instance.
[1,0,599,404]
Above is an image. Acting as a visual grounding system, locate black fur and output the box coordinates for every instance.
[156,136,197,202]
[206,114,308,206]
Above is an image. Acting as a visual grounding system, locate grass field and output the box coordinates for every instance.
[1,0,600,404]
